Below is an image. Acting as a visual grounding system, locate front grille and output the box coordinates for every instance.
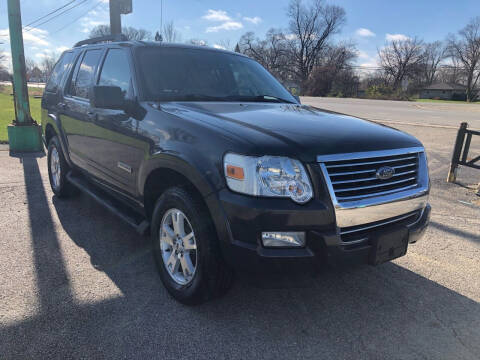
[339,210,421,245]
[321,151,420,202]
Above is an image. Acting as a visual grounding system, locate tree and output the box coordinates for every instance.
[239,29,290,81]
[0,51,7,73]
[421,41,446,85]
[304,42,358,96]
[25,58,36,81]
[0,51,9,81]
[378,37,424,90]
[287,0,346,85]
[437,57,463,84]
[447,17,480,102]
[89,25,152,41]
[40,56,57,79]
[162,21,181,43]
[217,39,232,51]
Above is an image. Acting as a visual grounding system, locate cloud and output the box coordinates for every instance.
[357,50,371,59]
[0,27,50,47]
[35,53,51,59]
[386,33,410,41]
[285,33,297,40]
[80,6,109,34]
[203,10,231,22]
[243,16,262,25]
[56,46,70,53]
[356,28,375,37]
[206,21,243,33]
[202,9,243,33]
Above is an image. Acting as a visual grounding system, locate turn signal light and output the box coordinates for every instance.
[226,165,245,180]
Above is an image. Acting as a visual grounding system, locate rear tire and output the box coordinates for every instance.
[151,187,233,305]
[47,136,76,198]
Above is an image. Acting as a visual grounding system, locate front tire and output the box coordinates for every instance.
[47,136,75,198]
[151,187,233,305]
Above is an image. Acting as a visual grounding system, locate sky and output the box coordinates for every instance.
[0,0,479,70]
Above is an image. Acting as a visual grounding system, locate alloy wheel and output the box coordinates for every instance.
[50,146,61,190]
[159,208,198,285]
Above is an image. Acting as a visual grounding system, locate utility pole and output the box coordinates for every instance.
[109,0,132,36]
[7,0,42,152]
[109,0,121,35]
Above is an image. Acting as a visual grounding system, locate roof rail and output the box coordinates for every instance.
[74,34,128,48]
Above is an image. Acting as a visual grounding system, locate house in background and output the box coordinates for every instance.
[420,83,467,100]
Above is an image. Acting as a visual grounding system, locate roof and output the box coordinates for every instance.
[72,36,247,57]
[423,83,466,91]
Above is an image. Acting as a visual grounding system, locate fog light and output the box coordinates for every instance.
[261,232,306,247]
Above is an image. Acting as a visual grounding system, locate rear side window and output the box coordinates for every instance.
[70,49,102,99]
[45,52,74,93]
[98,49,132,96]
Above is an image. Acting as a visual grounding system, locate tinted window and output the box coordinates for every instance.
[134,47,296,103]
[70,49,102,99]
[45,52,74,93]
[98,49,132,96]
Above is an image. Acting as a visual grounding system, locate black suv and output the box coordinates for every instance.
[41,35,431,304]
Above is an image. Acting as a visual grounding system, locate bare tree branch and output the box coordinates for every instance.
[89,25,152,41]
[239,29,292,82]
[446,16,480,102]
[287,0,346,84]
[162,21,181,43]
[378,37,424,89]
[422,41,446,85]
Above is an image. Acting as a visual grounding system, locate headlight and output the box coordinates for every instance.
[223,153,313,204]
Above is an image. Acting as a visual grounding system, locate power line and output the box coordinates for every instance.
[23,0,77,30]
[24,0,90,32]
[54,0,104,33]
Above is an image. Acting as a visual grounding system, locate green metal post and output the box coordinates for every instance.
[8,0,30,124]
[6,0,42,152]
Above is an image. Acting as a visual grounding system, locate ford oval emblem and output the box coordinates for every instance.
[376,166,395,180]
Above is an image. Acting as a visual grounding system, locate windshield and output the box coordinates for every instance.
[135,46,297,103]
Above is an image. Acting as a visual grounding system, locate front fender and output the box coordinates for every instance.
[138,151,225,198]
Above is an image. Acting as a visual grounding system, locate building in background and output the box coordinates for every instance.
[420,83,468,100]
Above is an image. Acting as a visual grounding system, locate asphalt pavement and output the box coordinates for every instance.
[0,98,479,359]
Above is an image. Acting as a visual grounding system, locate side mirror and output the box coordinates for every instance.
[90,85,125,110]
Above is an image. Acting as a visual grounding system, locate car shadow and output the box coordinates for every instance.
[1,156,479,359]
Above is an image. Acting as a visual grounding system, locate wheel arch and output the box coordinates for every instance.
[44,113,72,166]
[45,123,57,145]
[141,155,230,245]
[143,167,207,221]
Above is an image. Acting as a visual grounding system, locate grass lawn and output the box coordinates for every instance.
[414,98,480,104]
[0,85,43,143]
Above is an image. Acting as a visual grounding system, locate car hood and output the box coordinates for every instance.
[161,102,422,162]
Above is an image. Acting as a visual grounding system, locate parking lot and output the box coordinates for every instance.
[0,98,479,359]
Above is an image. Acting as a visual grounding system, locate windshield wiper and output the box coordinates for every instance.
[156,93,296,104]
[223,94,296,104]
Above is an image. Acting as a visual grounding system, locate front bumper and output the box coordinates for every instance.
[215,188,430,275]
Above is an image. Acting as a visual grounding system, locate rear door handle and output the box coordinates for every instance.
[86,111,96,120]
[58,102,67,110]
